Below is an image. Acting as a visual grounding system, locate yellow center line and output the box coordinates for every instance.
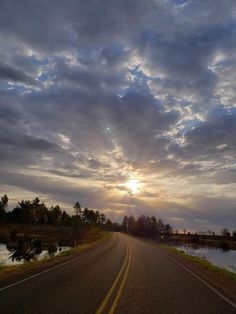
[108,248,132,314]
[96,247,129,314]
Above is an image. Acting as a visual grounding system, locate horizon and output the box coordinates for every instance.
[0,0,236,233]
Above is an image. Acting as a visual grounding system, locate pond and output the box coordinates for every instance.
[172,243,236,273]
[0,239,71,266]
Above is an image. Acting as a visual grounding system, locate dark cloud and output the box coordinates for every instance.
[0,62,35,85]
[160,196,236,231]
[168,108,236,164]
[0,105,23,125]
[185,110,236,150]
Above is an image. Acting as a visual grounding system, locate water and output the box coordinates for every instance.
[0,241,71,266]
[172,243,236,273]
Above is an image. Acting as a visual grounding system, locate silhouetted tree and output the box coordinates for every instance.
[98,213,106,225]
[105,219,112,230]
[47,244,58,256]
[49,205,62,225]
[157,219,165,234]
[122,214,173,240]
[221,228,231,237]
[15,200,35,223]
[0,195,112,231]
[0,194,8,222]
[232,230,236,240]
[82,208,97,224]
[8,238,42,262]
[61,210,71,225]
[128,215,136,233]
[122,216,128,232]
[135,215,152,237]
[73,202,82,216]
[162,223,173,236]
[149,216,158,236]
[32,198,49,224]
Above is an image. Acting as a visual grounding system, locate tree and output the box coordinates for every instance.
[0,194,111,228]
[49,205,62,225]
[135,215,151,237]
[0,194,8,222]
[1,194,8,209]
[15,200,35,223]
[232,230,236,239]
[122,216,128,232]
[163,224,173,236]
[105,219,112,230]
[73,202,82,216]
[157,219,164,234]
[61,211,70,225]
[32,198,48,224]
[221,228,231,237]
[149,216,157,236]
[32,197,40,207]
[98,213,106,225]
[127,215,136,233]
[82,208,97,224]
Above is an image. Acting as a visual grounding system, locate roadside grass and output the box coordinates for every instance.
[0,231,111,280]
[159,244,236,282]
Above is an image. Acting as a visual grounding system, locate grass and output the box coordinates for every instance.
[0,231,111,280]
[159,244,236,282]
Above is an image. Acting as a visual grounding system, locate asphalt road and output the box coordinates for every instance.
[0,233,235,314]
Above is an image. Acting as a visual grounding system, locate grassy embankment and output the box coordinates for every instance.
[0,226,111,280]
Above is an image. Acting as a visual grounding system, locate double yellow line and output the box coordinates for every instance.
[96,247,132,314]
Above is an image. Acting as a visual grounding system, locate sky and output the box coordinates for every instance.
[0,0,236,232]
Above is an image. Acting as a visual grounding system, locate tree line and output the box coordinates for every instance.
[1,194,234,239]
[0,194,111,228]
[0,194,173,237]
[0,194,174,237]
[120,215,173,238]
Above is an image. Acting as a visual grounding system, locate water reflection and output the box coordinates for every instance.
[0,238,71,265]
[8,239,43,262]
[172,243,236,273]
[47,244,58,256]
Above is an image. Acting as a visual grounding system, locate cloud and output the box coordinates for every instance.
[185,110,236,149]
[168,108,236,164]
[0,62,35,85]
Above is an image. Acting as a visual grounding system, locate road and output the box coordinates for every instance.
[0,233,235,314]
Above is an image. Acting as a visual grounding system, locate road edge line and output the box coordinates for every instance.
[167,254,236,310]
[128,235,236,311]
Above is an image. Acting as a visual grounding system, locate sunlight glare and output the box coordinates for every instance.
[127,179,139,194]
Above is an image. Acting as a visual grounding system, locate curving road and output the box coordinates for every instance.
[0,233,235,314]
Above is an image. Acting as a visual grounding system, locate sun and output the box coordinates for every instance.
[126,179,139,194]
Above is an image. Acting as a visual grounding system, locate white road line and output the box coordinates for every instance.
[0,241,109,292]
[167,254,236,311]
